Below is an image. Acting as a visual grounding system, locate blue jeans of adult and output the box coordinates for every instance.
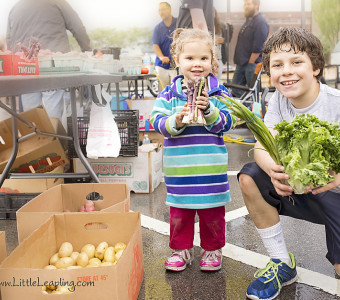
[231,63,257,98]
[21,90,65,120]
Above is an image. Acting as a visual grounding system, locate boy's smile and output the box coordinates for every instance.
[175,40,212,86]
[269,43,320,108]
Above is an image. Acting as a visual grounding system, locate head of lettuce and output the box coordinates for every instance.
[274,114,340,194]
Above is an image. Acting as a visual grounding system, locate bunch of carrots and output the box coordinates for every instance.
[182,77,206,124]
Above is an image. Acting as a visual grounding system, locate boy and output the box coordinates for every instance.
[238,27,340,300]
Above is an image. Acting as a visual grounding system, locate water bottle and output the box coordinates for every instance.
[142,53,152,73]
[143,134,150,144]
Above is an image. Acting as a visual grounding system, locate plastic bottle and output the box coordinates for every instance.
[143,134,150,144]
[142,53,152,73]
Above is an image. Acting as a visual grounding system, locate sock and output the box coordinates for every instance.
[257,222,292,267]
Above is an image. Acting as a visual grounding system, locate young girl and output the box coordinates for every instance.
[150,28,235,272]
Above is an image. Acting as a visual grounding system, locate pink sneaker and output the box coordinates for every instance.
[200,249,222,271]
[165,249,193,271]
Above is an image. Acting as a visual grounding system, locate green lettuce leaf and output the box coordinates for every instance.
[274,114,340,194]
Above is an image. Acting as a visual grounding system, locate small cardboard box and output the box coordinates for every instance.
[0,231,6,300]
[74,143,163,193]
[0,54,39,76]
[1,165,64,193]
[16,183,130,243]
[0,212,144,300]
[0,232,6,264]
[0,106,68,173]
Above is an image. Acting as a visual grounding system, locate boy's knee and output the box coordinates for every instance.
[238,173,256,193]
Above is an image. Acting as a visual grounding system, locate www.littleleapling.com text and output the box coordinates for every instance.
[0,277,95,290]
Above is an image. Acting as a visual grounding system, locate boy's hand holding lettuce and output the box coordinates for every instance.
[274,114,340,194]
[217,95,340,194]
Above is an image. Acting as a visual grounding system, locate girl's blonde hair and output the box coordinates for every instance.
[170,28,216,64]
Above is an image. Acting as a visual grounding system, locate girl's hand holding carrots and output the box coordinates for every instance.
[176,103,190,128]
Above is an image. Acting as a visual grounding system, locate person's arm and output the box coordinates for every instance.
[249,53,260,64]
[254,129,294,196]
[189,8,208,32]
[57,0,91,51]
[153,44,170,64]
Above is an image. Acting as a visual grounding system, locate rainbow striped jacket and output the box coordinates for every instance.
[150,74,235,209]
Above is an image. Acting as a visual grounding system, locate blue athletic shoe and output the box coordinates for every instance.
[246,253,298,300]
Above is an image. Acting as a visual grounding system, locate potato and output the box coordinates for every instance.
[114,242,126,252]
[76,252,89,267]
[58,242,73,258]
[70,251,79,265]
[115,249,124,261]
[56,285,74,294]
[67,265,82,270]
[85,264,99,268]
[81,244,95,259]
[44,265,57,270]
[101,261,114,267]
[55,257,74,269]
[89,257,102,266]
[49,253,59,265]
[95,242,108,260]
[103,246,115,263]
[46,284,56,291]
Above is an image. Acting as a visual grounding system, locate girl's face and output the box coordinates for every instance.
[175,40,212,85]
[269,43,320,107]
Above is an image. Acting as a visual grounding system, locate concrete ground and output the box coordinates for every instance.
[1,128,340,299]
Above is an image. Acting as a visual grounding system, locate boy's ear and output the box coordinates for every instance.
[313,68,321,78]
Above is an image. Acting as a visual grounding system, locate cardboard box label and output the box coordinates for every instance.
[0,55,39,76]
[92,163,133,177]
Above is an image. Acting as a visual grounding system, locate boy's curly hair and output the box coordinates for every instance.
[170,28,217,74]
[262,27,325,80]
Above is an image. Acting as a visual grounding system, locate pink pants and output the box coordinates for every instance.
[169,206,226,251]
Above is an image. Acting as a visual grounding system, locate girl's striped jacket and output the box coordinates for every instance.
[150,74,235,209]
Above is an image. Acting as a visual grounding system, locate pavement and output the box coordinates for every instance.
[1,127,340,299]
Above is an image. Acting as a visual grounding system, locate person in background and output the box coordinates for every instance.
[6,0,91,120]
[0,37,6,51]
[214,9,233,81]
[231,0,268,98]
[238,27,340,300]
[152,2,177,93]
[151,28,235,272]
[176,0,214,34]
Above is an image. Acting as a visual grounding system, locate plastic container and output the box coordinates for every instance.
[143,134,150,144]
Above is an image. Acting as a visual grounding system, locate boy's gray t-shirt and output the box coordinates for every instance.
[264,83,340,193]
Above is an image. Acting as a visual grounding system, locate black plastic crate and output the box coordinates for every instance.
[67,109,139,158]
[0,193,39,220]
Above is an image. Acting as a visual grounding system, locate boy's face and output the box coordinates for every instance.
[175,40,212,85]
[269,43,320,106]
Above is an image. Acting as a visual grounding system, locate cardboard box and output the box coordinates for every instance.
[0,212,144,300]
[0,106,69,173]
[74,143,163,193]
[0,232,6,264]
[0,232,6,300]
[139,131,164,144]
[1,165,64,193]
[0,54,39,76]
[16,183,130,243]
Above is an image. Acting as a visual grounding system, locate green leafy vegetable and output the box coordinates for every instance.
[217,94,340,194]
[274,114,340,194]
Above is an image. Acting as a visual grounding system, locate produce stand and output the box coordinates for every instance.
[0,73,123,187]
